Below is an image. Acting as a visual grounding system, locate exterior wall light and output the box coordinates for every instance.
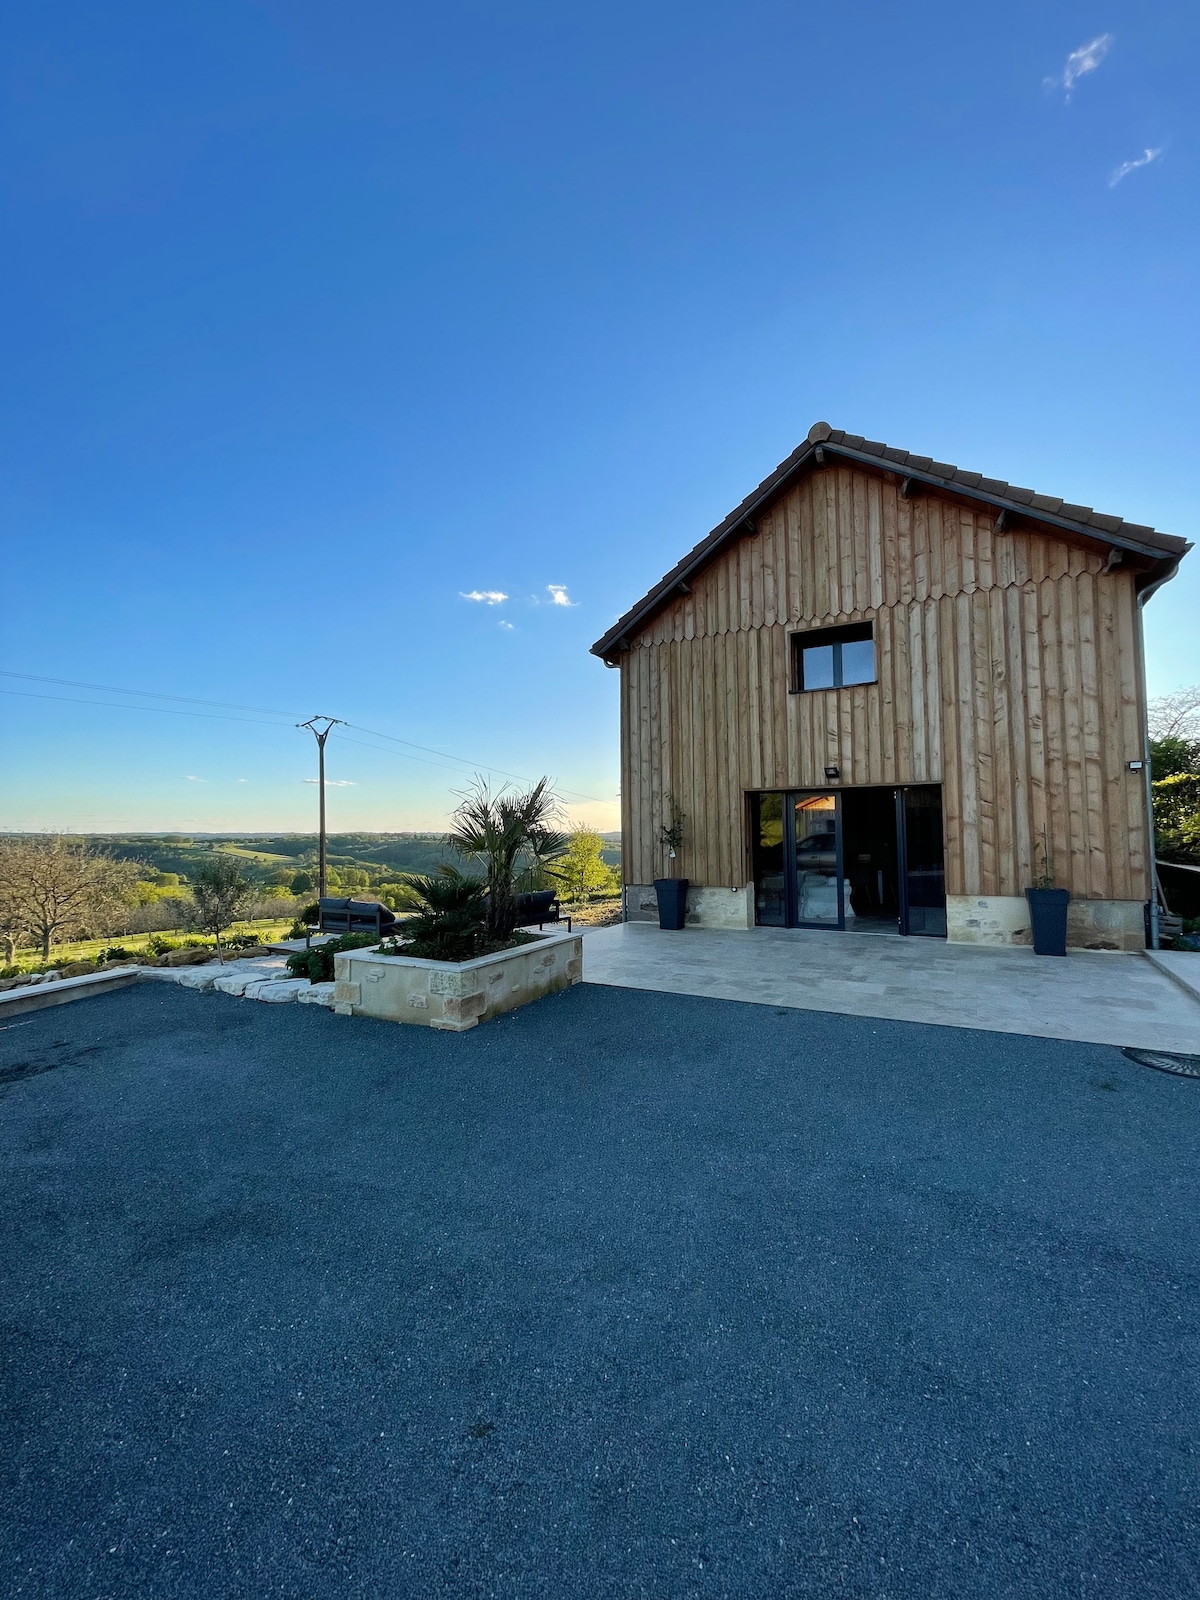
[1127,759,1145,772]
[824,765,840,780]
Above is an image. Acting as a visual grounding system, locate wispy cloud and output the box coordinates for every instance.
[303,778,357,787]
[546,584,577,607]
[461,589,508,605]
[498,620,515,631]
[185,775,206,782]
[1109,147,1163,187]
[1045,33,1113,99]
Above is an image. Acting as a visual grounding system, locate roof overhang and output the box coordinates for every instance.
[591,435,1191,664]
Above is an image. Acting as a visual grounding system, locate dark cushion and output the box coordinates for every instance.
[318,897,397,928]
[513,890,558,924]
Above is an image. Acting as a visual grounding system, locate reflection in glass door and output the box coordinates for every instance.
[753,792,787,926]
[793,794,842,927]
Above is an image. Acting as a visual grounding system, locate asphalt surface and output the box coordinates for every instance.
[2,981,1199,1600]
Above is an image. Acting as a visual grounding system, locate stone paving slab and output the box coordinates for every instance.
[1145,949,1200,1006]
[581,922,1200,1051]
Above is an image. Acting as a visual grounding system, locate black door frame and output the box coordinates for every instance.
[751,784,945,937]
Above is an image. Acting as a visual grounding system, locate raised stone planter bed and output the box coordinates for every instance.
[332,929,583,1031]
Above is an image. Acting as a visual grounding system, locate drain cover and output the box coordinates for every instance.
[1122,1048,1200,1078]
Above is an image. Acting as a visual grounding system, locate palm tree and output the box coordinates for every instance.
[447,777,566,941]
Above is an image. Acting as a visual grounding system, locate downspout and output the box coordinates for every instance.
[1136,570,1177,951]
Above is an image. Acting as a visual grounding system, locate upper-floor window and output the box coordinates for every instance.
[791,622,876,692]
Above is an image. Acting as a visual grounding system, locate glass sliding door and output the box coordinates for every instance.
[750,785,943,937]
[751,792,787,926]
[897,785,947,937]
[793,794,843,927]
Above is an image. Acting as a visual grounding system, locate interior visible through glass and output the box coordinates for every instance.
[793,795,840,925]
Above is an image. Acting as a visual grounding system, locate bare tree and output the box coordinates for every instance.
[1148,686,1200,742]
[0,837,142,961]
[187,856,255,955]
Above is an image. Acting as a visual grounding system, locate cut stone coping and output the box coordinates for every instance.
[333,930,584,1031]
[0,966,142,1017]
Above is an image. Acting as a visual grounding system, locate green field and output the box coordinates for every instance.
[8,917,300,974]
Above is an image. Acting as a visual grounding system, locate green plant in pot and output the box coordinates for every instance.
[653,798,689,930]
[1025,830,1070,956]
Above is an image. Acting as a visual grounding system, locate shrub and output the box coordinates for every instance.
[392,867,489,961]
[285,931,379,983]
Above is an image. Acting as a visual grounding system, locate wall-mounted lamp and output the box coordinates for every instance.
[1127,759,1145,772]
[824,765,840,780]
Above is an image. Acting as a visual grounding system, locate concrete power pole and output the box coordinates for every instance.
[297,716,344,898]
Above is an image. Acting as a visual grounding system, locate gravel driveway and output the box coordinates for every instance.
[2,982,1199,1599]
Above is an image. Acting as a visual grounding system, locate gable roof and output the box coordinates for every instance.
[591,422,1191,661]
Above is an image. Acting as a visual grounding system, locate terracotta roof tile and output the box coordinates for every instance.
[591,423,1191,658]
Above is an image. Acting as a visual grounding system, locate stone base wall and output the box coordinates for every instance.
[333,930,583,1031]
[947,896,1145,952]
[624,884,754,930]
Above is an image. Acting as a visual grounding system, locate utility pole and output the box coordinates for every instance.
[297,717,344,898]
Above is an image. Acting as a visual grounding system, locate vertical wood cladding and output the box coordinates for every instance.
[620,466,1148,902]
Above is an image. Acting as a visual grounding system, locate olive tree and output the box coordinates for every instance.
[187,856,255,955]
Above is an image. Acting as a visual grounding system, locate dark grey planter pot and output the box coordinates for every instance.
[1025,887,1070,956]
[653,878,689,930]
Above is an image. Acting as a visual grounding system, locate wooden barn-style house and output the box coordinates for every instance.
[592,423,1190,950]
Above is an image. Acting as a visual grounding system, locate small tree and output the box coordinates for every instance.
[188,856,254,955]
[660,796,686,878]
[447,777,566,942]
[548,825,619,902]
[290,870,315,895]
[1148,686,1200,742]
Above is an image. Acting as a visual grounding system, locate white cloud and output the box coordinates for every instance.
[237,778,247,784]
[499,620,515,630]
[185,775,206,782]
[461,589,508,605]
[546,584,577,607]
[1045,33,1113,98]
[303,778,357,786]
[1109,147,1163,187]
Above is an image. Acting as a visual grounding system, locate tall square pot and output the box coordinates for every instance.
[653,878,689,931]
[1025,887,1070,956]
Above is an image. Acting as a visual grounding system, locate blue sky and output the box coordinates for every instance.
[2,1,1196,833]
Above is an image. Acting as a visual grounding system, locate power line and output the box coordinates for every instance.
[0,669,299,720]
[0,671,615,804]
[341,723,608,803]
[0,688,296,727]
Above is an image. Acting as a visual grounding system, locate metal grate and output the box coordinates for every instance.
[1122,1048,1200,1079]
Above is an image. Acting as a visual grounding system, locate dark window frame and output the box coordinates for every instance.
[790,622,876,693]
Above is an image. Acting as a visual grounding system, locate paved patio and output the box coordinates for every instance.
[582,922,1200,1052]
